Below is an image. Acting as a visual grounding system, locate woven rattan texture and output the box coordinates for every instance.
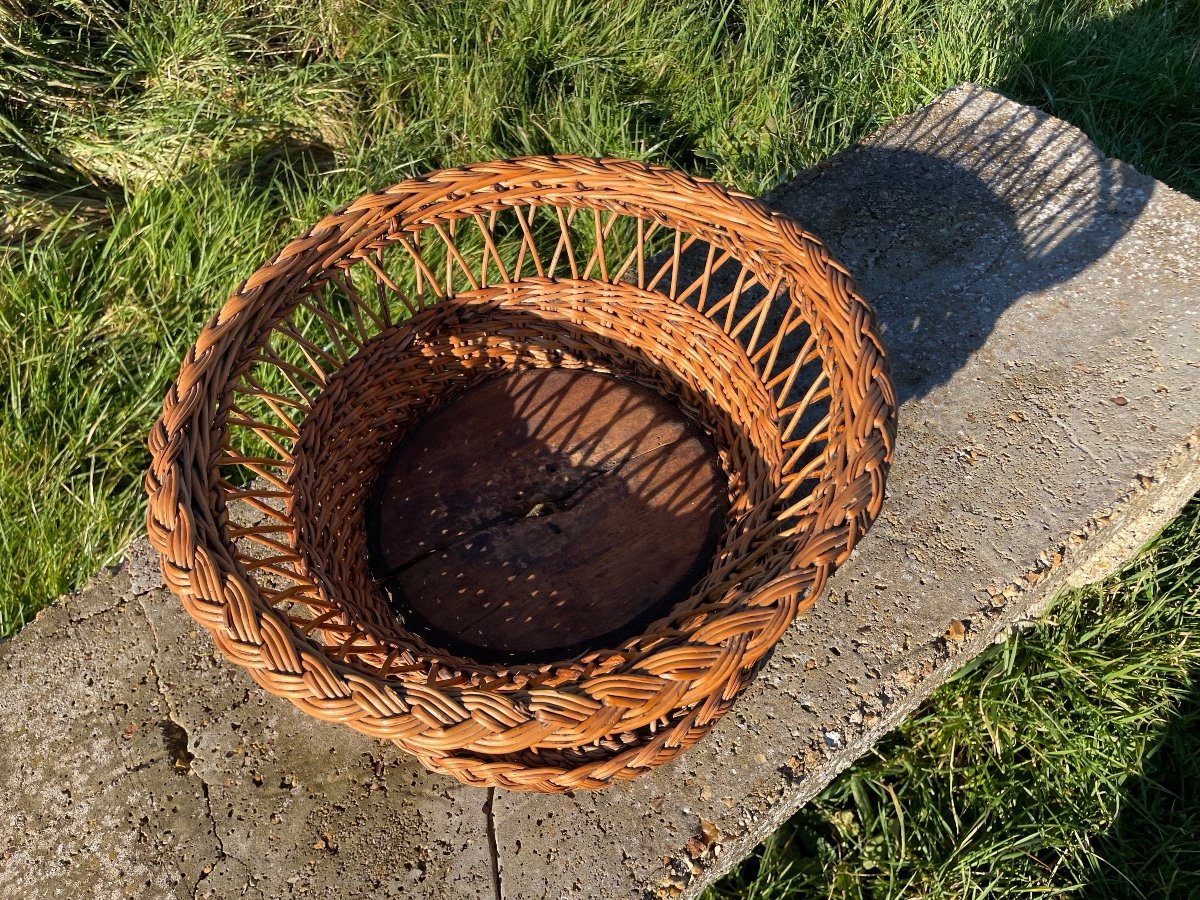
[145,156,896,792]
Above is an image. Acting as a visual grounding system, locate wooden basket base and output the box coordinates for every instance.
[369,368,728,661]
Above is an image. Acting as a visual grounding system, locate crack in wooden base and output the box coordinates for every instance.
[369,369,728,661]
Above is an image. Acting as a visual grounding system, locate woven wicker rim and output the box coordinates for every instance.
[146,155,896,791]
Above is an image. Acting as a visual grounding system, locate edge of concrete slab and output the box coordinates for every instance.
[675,437,1199,899]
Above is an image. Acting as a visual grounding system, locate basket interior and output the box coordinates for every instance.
[366,366,729,662]
[215,200,835,685]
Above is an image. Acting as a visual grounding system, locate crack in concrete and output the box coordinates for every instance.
[191,779,230,900]
[1045,408,1105,466]
[143,655,228,898]
[142,655,227,897]
[484,787,502,900]
[65,594,132,627]
[133,597,239,900]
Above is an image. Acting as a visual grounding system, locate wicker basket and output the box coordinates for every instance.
[146,156,895,792]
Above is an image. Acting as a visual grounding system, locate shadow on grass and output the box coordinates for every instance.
[1082,679,1200,898]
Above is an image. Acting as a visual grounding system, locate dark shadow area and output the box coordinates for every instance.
[0,1,129,236]
[1081,676,1200,899]
[367,368,727,664]
[763,85,1152,407]
[229,133,338,196]
[485,59,705,171]
[0,128,336,249]
[999,0,1200,199]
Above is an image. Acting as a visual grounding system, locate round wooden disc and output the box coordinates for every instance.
[367,368,727,660]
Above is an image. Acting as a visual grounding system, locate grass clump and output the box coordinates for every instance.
[707,497,1200,898]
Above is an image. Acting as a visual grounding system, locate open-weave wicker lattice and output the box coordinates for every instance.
[146,156,895,792]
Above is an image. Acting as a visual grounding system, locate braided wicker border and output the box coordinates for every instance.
[146,156,895,791]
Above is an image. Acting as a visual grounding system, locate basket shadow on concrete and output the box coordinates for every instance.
[766,88,1151,407]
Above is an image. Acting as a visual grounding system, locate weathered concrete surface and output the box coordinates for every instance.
[1,83,1197,900]
[0,540,497,900]
[488,85,1200,899]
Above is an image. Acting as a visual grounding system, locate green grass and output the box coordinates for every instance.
[706,497,1200,899]
[1,1,1198,894]
[2,0,1197,637]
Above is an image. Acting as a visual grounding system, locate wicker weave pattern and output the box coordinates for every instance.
[146,156,895,791]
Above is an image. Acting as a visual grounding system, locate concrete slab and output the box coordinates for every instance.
[488,84,1199,899]
[1,84,1197,900]
[0,549,497,900]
